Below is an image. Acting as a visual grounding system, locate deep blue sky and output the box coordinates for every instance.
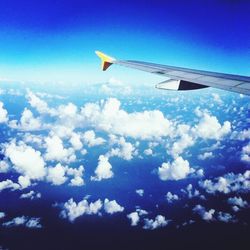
[0,0,250,83]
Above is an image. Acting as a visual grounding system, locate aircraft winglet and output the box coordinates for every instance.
[95,51,116,71]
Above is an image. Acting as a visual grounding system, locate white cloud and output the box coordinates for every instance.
[80,98,173,140]
[9,108,42,131]
[158,157,194,181]
[193,205,215,221]
[181,184,202,199]
[198,152,214,160]
[199,170,250,194]
[69,132,83,150]
[82,130,105,147]
[194,112,231,140]
[3,216,42,228]
[26,90,54,115]
[103,199,124,214]
[135,189,144,197]
[47,163,67,185]
[91,155,113,181]
[165,192,179,203]
[44,135,76,163]
[0,101,8,123]
[144,148,153,156]
[60,198,103,222]
[25,218,42,228]
[127,212,140,226]
[228,196,248,211]
[0,179,20,192]
[20,190,41,200]
[66,165,85,186]
[212,93,223,105]
[241,142,250,163]
[18,175,31,189]
[107,137,136,160]
[0,212,5,219]
[217,212,236,223]
[4,140,46,180]
[0,160,9,173]
[169,133,194,158]
[231,128,250,141]
[143,215,169,230]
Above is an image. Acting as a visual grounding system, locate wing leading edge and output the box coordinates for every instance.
[95,51,250,95]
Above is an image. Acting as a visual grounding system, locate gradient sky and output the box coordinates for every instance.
[0,0,250,83]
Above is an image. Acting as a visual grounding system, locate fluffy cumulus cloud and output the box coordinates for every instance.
[127,208,148,227]
[169,133,195,158]
[26,90,54,115]
[60,198,103,222]
[198,152,214,160]
[0,212,6,219]
[103,199,124,214]
[0,179,20,192]
[194,112,231,140]
[91,155,113,181]
[135,189,144,197]
[193,205,215,221]
[69,132,83,150]
[127,212,140,226]
[199,170,250,194]
[18,175,31,189]
[44,135,76,163]
[20,190,41,200]
[165,192,179,203]
[181,184,203,199]
[217,212,236,223]
[107,136,136,160]
[9,108,41,131]
[0,160,9,173]
[228,196,248,212]
[2,216,42,228]
[4,140,46,180]
[66,165,84,186]
[60,197,125,222]
[0,101,8,123]
[241,142,250,163]
[82,130,105,147]
[143,215,169,230]
[80,98,173,140]
[158,157,194,181]
[47,163,68,185]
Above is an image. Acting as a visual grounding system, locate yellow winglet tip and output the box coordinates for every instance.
[95,51,115,71]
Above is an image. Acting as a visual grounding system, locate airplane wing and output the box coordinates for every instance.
[95,51,250,95]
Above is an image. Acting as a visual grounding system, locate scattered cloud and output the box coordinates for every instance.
[91,155,113,181]
[135,189,144,197]
[158,157,194,181]
[165,191,179,203]
[241,142,250,163]
[20,190,41,200]
[47,163,68,186]
[103,199,124,214]
[2,216,42,228]
[4,140,46,180]
[199,170,250,194]
[143,215,170,230]
[0,179,20,192]
[60,198,103,222]
[193,205,215,221]
[0,102,8,123]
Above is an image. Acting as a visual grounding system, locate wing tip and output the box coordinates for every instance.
[95,51,115,71]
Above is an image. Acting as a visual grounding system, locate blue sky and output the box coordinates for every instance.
[0,0,250,83]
